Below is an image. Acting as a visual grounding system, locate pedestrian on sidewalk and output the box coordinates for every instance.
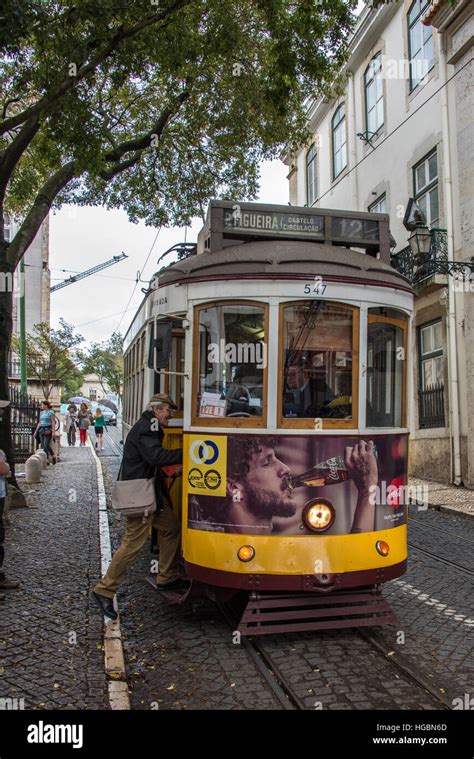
[33,400,57,464]
[65,404,78,446]
[92,394,187,621]
[93,407,105,450]
[77,403,92,446]
[0,399,21,604]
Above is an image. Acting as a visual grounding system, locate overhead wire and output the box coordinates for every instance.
[114,227,161,333]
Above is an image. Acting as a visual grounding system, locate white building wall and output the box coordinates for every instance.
[286,1,473,486]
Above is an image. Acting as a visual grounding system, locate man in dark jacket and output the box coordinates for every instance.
[92,394,186,620]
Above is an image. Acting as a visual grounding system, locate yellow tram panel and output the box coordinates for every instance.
[184,525,407,575]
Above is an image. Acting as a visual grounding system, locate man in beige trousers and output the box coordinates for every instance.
[92,394,187,620]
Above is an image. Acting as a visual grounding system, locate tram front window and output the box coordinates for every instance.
[281,302,355,420]
[366,313,406,427]
[196,303,266,418]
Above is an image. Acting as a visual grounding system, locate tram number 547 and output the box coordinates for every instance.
[304,276,326,295]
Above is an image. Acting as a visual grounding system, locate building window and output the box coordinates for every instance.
[414,149,439,227]
[418,320,444,428]
[364,53,384,137]
[3,214,11,243]
[331,104,347,179]
[368,194,387,214]
[89,389,98,401]
[306,143,317,206]
[419,321,443,388]
[193,301,267,427]
[279,301,358,428]
[408,0,434,91]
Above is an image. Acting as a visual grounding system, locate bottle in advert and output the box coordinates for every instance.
[287,445,378,490]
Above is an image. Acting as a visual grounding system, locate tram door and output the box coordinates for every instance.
[366,321,404,427]
[162,326,185,516]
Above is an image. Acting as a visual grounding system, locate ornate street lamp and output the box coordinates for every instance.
[408,223,432,258]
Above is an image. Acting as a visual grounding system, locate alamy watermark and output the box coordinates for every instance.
[368,53,432,84]
[208,339,267,370]
[0,696,25,709]
[0,269,25,298]
[369,481,429,510]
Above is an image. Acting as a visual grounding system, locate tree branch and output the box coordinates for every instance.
[99,152,141,181]
[0,116,40,206]
[104,90,189,163]
[6,160,78,267]
[0,0,191,137]
[5,88,189,268]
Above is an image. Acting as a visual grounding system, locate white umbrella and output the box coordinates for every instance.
[68,396,91,405]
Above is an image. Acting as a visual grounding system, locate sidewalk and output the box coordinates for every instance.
[408,476,474,518]
[0,442,109,709]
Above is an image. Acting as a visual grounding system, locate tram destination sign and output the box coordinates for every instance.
[223,209,324,239]
[204,201,390,261]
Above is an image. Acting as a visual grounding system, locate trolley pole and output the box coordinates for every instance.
[19,257,27,396]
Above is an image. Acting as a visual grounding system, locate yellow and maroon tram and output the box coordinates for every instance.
[122,201,413,634]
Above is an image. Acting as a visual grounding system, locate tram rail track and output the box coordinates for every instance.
[407,542,474,576]
[103,428,123,458]
[356,628,452,710]
[408,515,474,543]
[218,601,305,710]
[217,597,451,711]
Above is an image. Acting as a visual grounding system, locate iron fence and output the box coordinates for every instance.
[418,383,445,429]
[9,385,41,463]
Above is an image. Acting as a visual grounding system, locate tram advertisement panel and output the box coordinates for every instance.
[185,434,408,536]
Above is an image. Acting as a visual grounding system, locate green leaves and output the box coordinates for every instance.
[78,332,124,396]
[11,318,84,401]
[1,0,358,257]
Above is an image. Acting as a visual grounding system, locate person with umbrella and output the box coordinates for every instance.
[77,402,93,446]
[97,398,119,414]
[93,407,106,450]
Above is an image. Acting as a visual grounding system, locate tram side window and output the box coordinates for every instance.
[281,302,354,420]
[366,316,406,427]
[196,303,266,419]
[165,333,185,415]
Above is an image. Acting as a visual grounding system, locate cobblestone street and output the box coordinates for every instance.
[1,442,108,710]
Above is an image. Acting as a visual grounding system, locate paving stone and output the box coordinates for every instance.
[1,444,109,709]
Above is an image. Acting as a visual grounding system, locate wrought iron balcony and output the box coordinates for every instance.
[391,229,449,286]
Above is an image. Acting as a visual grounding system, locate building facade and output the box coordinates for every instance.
[6,214,52,396]
[283,0,473,487]
[80,374,112,402]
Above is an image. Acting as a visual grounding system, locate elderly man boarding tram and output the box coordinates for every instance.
[92,394,187,621]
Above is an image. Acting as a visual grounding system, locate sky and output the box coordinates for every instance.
[49,159,289,345]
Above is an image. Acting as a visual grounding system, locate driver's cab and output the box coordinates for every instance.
[194,300,266,423]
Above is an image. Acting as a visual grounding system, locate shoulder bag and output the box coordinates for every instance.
[111,463,156,522]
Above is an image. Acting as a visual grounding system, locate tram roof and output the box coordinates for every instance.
[157,238,413,292]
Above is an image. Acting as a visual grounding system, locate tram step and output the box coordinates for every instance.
[236,590,396,636]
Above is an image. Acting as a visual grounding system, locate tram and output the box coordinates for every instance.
[122,201,413,634]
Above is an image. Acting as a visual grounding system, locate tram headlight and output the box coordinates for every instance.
[376,540,390,557]
[302,499,335,533]
[238,545,255,562]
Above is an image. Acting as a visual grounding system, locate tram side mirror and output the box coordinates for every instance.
[149,320,172,370]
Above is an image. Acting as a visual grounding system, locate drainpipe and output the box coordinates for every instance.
[348,71,359,210]
[439,32,462,485]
